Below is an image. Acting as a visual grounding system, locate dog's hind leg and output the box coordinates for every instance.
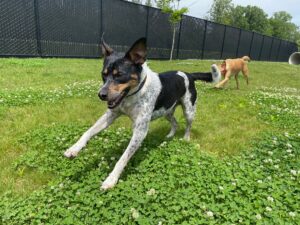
[101,115,151,190]
[234,73,239,89]
[242,66,249,85]
[181,99,196,141]
[64,110,119,158]
[165,112,178,138]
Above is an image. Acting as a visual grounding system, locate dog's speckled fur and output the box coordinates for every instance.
[64,38,221,190]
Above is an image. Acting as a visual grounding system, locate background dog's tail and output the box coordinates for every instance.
[242,56,251,62]
[190,64,221,83]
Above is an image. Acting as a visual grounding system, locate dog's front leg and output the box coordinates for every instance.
[215,71,231,88]
[101,117,150,190]
[64,110,119,158]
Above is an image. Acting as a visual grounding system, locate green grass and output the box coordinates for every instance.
[0,58,299,224]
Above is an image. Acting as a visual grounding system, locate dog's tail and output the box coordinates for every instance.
[242,56,251,62]
[190,64,221,83]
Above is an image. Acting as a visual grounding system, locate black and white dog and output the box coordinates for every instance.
[64,38,221,190]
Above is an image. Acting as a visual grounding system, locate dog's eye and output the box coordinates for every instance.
[112,69,121,77]
[102,69,108,76]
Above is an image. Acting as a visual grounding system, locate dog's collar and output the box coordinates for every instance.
[127,76,147,97]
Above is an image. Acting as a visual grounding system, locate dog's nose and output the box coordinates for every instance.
[98,92,107,100]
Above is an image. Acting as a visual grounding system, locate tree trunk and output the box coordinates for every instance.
[170,24,176,61]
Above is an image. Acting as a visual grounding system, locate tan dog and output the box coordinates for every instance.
[215,56,250,89]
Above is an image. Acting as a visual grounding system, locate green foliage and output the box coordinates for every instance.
[156,0,188,60]
[0,58,299,224]
[269,11,300,43]
[230,5,249,29]
[162,6,188,24]
[207,0,234,25]
[0,80,98,107]
[249,86,300,130]
[208,0,300,42]
[230,5,272,35]
[1,125,299,224]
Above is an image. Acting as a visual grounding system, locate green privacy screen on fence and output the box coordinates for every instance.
[0,0,297,61]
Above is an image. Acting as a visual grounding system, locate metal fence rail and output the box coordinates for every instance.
[0,0,298,61]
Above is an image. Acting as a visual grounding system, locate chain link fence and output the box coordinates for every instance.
[0,0,298,61]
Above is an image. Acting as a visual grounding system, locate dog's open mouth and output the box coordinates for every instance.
[107,89,129,109]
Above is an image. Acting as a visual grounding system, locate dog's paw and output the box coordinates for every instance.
[64,146,80,158]
[214,85,223,89]
[101,176,118,190]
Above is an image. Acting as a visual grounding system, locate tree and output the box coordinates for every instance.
[207,0,233,25]
[243,6,272,35]
[230,6,249,30]
[145,0,152,6]
[269,11,300,42]
[158,0,188,60]
[230,5,272,35]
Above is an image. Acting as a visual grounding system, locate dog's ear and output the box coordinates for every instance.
[125,38,147,65]
[101,38,113,57]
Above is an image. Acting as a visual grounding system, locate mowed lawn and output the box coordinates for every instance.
[0,58,299,224]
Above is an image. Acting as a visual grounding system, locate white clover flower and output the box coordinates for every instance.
[206,211,214,217]
[257,180,263,184]
[286,143,293,148]
[284,132,289,137]
[274,165,279,169]
[266,207,272,212]
[268,151,273,156]
[159,141,167,147]
[267,176,272,180]
[219,186,224,191]
[291,170,297,176]
[272,140,277,145]
[131,208,139,220]
[255,214,262,220]
[232,182,236,186]
[267,196,274,202]
[289,212,296,217]
[146,188,156,196]
[158,221,163,225]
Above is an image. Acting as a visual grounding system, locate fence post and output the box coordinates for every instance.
[33,0,41,57]
[248,32,254,58]
[201,20,207,59]
[276,40,282,61]
[268,37,274,61]
[176,16,183,59]
[258,35,265,61]
[220,25,226,59]
[145,6,149,42]
[235,28,242,58]
[99,0,103,57]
